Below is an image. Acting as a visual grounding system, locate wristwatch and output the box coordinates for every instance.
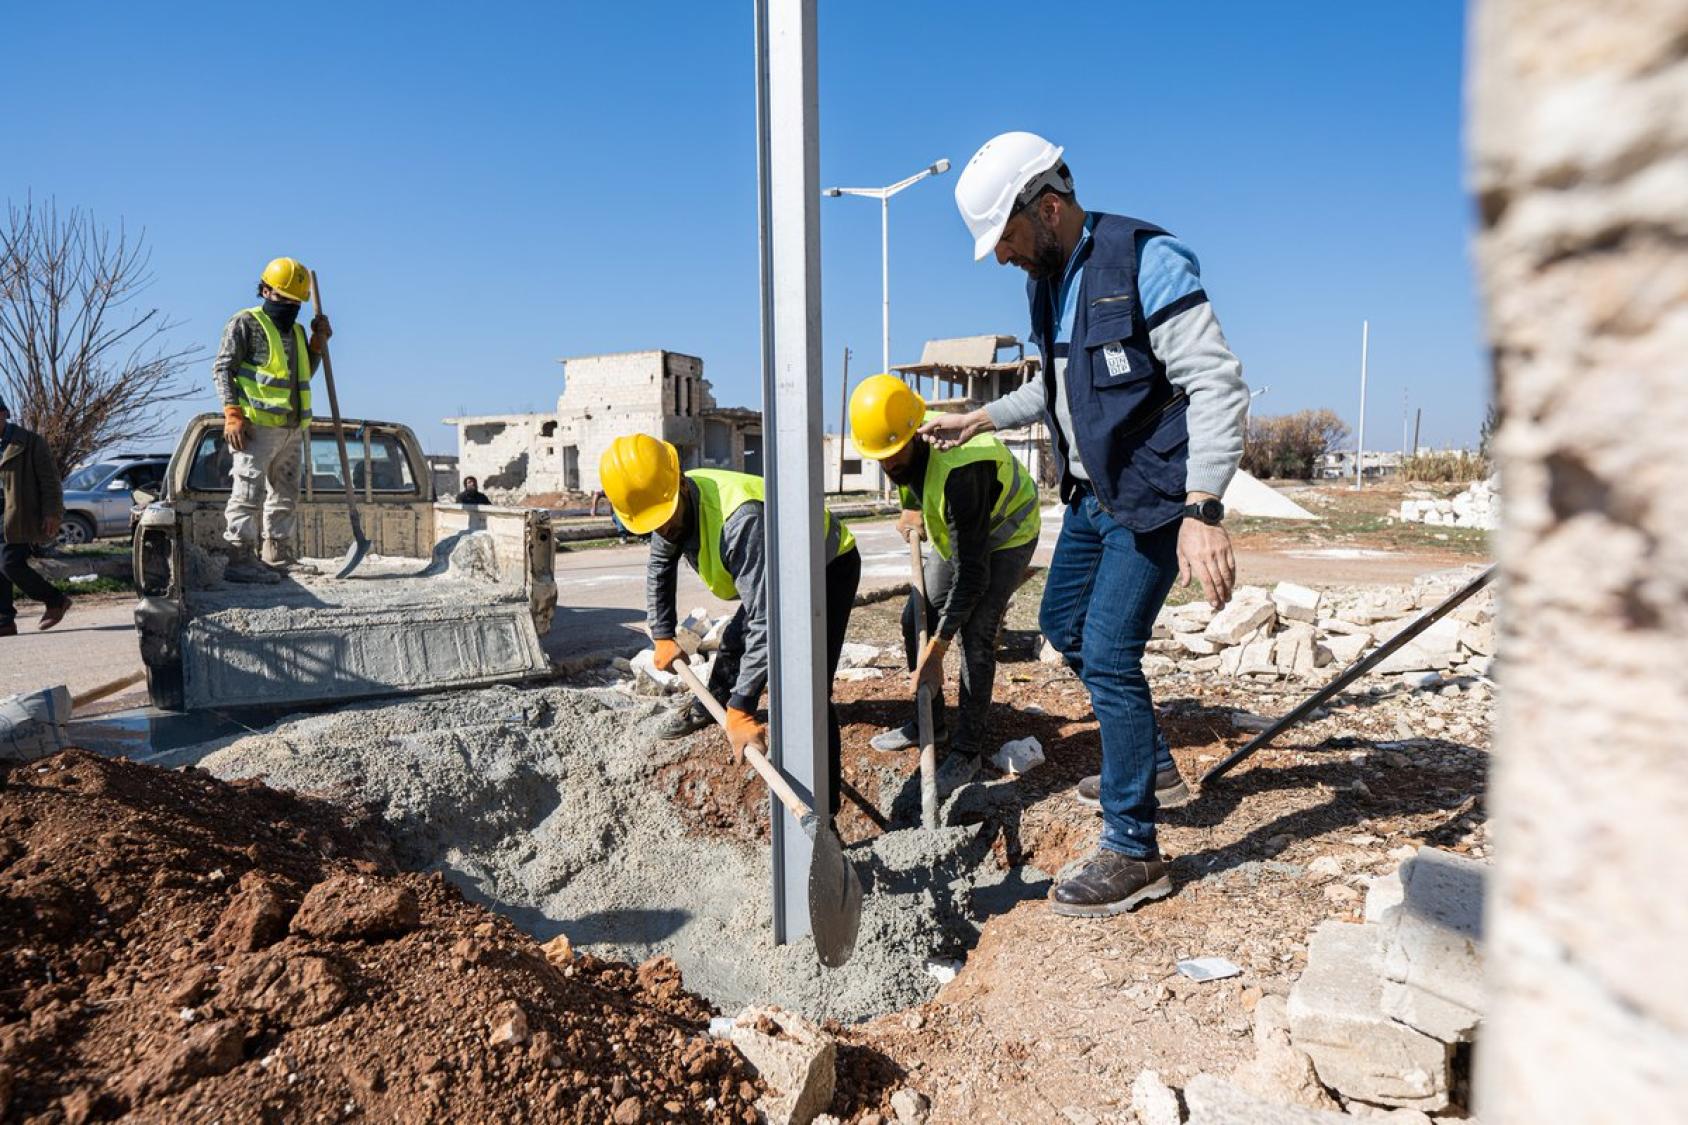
[1183,498,1225,525]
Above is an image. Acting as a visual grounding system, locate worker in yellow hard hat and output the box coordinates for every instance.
[600,433,860,816]
[209,257,333,583]
[850,375,1041,790]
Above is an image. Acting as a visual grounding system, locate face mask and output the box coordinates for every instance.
[884,444,923,486]
[262,298,300,330]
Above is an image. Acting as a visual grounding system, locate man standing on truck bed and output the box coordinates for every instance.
[211,257,332,583]
[600,433,861,817]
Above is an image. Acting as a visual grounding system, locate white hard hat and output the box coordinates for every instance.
[954,131,1069,261]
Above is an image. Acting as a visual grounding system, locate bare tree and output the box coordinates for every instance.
[0,197,199,473]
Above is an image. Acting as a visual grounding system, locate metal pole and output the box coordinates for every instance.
[880,194,890,376]
[756,0,827,948]
[837,345,850,492]
[1412,408,1422,457]
[1354,319,1369,488]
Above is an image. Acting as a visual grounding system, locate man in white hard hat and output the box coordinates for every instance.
[925,132,1249,918]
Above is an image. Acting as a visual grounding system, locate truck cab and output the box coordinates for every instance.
[133,414,557,711]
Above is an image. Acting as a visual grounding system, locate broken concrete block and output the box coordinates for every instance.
[889,1087,930,1123]
[1183,1073,1351,1124]
[1175,631,1221,657]
[1130,1069,1183,1125]
[1374,617,1463,675]
[0,686,72,764]
[1318,617,1374,639]
[730,1006,836,1125]
[1287,922,1450,1110]
[674,607,712,654]
[1143,654,1178,677]
[1159,600,1217,633]
[1379,849,1485,1044]
[1275,623,1317,675]
[1220,630,1278,678]
[628,649,682,695]
[1206,597,1277,645]
[1322,632,1370,666]
[1187,654,1223,673]
[1364,868,1406,925]
[1230,994,1340,1112]
[836,642,880,670]
[990,736,1045,776]
[1272,582,1322,623]
[1457,620,1495,656]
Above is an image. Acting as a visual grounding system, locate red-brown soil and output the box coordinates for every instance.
[0,751,762,1124]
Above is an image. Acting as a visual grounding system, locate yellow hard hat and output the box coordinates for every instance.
[260,257,312,303]
[600,434,682,535]
[849,373,927,459]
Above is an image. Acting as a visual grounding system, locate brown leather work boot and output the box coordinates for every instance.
[262,538,321,577]
[1049,849,1173,918]
[221,542,280,585]
[38,599,71,631]
[1075,765,1191,810]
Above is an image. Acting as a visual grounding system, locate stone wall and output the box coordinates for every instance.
[451,413,564,499]
[557,351,713,493]
[1470,0,1688,1119]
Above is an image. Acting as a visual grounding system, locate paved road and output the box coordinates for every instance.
[6,508,1473,707]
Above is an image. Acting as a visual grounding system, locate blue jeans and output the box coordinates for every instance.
[1040,493,1181,859]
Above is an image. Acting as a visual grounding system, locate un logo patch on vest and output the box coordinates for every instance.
[1101,340,1132,378]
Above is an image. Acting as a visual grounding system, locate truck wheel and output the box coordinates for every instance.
[57,513,96,546]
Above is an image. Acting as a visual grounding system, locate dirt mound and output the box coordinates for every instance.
[0,751,761,1123]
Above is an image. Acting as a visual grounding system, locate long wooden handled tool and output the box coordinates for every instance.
[908,534,939,829]
[672,658,863,968]
[306,271,371,579]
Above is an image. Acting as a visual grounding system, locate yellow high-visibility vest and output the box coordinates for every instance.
[689,469,856,600]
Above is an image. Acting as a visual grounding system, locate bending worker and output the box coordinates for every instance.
[925,132,1248,918]
[212,256,331,583]
[600,434,861,816]
[850,374,1040,791]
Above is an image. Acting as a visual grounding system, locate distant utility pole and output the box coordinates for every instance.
[837,345,850,492]
[1354,319,1370,489]
[1402,389,1410,458]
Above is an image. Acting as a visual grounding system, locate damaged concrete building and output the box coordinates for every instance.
[446,350,763,501]
[891,334,1054,485]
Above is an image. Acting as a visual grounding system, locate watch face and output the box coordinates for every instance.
[1199,499,1224,523]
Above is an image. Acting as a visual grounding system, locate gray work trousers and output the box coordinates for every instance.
[223,425,304,546]
[899,537,1036,757]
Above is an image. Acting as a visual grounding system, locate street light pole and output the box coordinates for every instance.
[824,157,951,377]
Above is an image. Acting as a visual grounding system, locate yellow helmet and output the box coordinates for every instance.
[260,257,312,303]
[849,373,927,459]
[600,434,683,535]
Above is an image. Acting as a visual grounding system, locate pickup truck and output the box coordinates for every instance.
[132,414,557,712]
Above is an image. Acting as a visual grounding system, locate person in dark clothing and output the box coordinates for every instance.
[0,398,72,635]
[455,476,492,505]
[600,433,860,817]
[849,375,1040,790]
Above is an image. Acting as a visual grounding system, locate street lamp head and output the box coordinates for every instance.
[931,158,951,175]
[822,187,843,197]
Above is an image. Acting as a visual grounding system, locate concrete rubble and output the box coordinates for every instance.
[728,1006,836,1125]
[1131,1068,1183,1125]
[0,686,72,763]
[1281,848,1487,1113]
[1131,573,1495,689]
[1397,478,1499,531]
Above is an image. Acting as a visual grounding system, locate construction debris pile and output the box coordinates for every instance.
[1397,477,1500,531]
[0,751,764,1123]
[1123,847,1485,1124]
[1076,571,1497,687]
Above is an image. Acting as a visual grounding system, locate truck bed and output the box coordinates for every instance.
[178,549,549,710]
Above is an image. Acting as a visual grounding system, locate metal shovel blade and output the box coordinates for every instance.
[803,813,864,968]
[334,512,372,579]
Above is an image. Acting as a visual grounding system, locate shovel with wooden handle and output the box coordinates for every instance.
[306,270,371,579]
[908,535,939,829]
[672,658,863,968]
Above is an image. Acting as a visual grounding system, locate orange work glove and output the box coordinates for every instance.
[912,636,948,698]
[222,405,250,453]
[895,508,926,543]
[651,637,684,672]
[724,707,766,762]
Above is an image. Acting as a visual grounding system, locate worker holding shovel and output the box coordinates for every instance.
[601,434,861,817]
[210,257,332,583]
[849,375,1041,794]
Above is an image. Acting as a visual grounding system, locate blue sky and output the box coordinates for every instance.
[2,1,1486,458]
